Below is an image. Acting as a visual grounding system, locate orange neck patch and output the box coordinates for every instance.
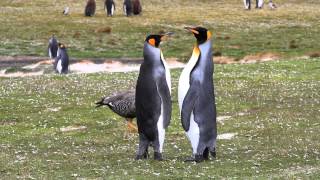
[207,31,212,40]
[148,38,156,46]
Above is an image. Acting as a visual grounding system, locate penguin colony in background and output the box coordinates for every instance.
[54,43,69,74]
[178,27,217,162]
[135,32,173,160]
[82,0,141,17]
[243,0,277,10]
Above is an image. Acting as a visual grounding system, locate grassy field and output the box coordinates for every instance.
[0,58,319,179]
[1,0,320,179]
[0,0,320,59]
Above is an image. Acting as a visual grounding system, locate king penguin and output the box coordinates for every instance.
[178,27,217,162]
[48,35,58,59]
[123,0,133,16]
[54,43,69,74]
[85,0,96,17]
[135,32,173,160]
[105,0,115,17]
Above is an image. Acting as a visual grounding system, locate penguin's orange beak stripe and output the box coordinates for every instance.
[148,38,156,46]
[184,27,199,35]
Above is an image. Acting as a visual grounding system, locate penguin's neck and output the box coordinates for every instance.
[185,45,200,71]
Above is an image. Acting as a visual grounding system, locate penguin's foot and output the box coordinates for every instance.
[184,155,204,163]
[154,152,163,161]
[184,156,196,162]
[135,152,149,160]
[210,150,216,159]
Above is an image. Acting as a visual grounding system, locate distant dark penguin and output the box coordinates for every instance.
[54,43,69,74]
[48,35,58,59]
[95,90,137,133]
[132,0,142,15]
[243,0,251,9]
[85,0,96,17]
[105,0,115,16]
[123,0,133,16]
[135,32,173,160]
[178,27,217,163]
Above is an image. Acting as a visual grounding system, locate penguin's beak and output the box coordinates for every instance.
[184,27,199,35]
[160,32,174,41]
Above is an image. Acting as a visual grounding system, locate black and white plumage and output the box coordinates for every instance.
[63,7,70,15]
[105,0,115,16]
[123,0,133,16]
[48,35,58,59]
[135,33,173,160]
[269,1,277,9]
[96,90,137,132]
[243,0,264,9]
[54,43,69,74]
[85,0,96,17]
[178,27,217,163]
[132,0,142,15]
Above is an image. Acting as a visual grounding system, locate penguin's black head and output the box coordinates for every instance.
[145,32,174,48]
[185,26,212,45]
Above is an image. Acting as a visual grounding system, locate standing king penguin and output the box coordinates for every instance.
[135,33,173,160]
[178,27,217,162]
[123,0,133,16]
[105,0,115,16]
[85,0,96,17]
[48,35,58,59]
[54,43,69,74]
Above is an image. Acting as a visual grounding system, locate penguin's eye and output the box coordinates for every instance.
[148,38,156,46]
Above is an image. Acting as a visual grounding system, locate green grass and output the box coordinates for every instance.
[1,59,319,179]
[0,0,320,59]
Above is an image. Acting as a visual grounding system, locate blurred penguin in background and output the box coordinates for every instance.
[268,0,277,9]
[48,35,58,59]
[85,0,96,16]
[54,43,69,74]
[132,0,142,15]
[105,0,115,16]
[243,0,264,9]
[123,0,133,16]
[63,7,70,15]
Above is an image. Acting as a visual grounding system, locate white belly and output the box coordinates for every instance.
[157,103,165,153]
[57,59,62,73]
[111,4,115,15]
[178,46,200,154]
[157,52,170,153]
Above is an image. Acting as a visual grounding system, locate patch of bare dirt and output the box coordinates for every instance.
[213,56,236,64]
[239,52,281,64]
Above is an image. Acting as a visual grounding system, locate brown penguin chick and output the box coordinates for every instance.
[85,0,96,17]
[132,0,142,15]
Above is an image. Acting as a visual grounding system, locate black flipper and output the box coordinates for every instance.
[181,82,199,131]
[156,76,172,128]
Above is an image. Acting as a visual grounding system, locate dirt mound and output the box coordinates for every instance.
[239,52,281,64]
